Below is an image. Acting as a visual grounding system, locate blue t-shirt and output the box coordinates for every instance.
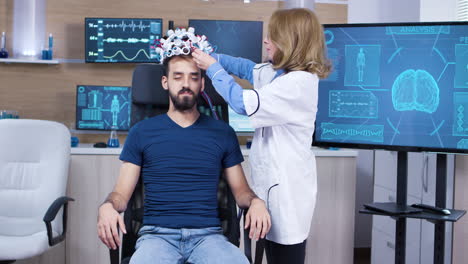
[120,113,244,228]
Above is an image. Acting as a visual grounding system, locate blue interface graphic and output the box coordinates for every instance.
[228,107,254,133]
[188,20,263,63]
[315,23,468,152]
[85,18,162,63]
[76,85,132,131]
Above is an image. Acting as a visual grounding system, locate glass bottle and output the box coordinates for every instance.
[107,126,120,148]
[69,122,79,147]
[0,32,9,58]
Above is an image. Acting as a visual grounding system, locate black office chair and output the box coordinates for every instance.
[109,63,263,264]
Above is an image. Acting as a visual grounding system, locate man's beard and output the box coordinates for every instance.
[169,87,198,111]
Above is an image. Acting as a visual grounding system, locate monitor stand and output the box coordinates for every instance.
[361,151,466,264]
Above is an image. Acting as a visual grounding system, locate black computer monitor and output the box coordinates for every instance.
[188,19,263,63]
[76,85,132,131]
[313,21,468,154]
[85,18,162,63]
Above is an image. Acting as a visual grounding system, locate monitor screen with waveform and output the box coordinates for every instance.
[76,85,132,131]
[313,22,468,154]
[188,19,263,63]
[85,18,162,63]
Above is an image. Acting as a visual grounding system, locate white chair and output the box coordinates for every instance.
[0,119,74,263]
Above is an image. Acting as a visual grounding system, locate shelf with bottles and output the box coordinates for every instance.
[0,58,59,64]
[0,32,58,64]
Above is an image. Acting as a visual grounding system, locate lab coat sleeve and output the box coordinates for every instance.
[212,53,255,85]
[243,72,319,128]
[206,62,247,115]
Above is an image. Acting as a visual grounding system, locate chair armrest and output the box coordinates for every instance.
[108,207,143,264]
[110,248,120,264]
[242,209,265,264]
[43,196,75,246]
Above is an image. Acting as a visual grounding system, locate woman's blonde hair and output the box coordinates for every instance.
[268,8,331,79]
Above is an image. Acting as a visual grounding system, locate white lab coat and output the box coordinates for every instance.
[243,63,318,245]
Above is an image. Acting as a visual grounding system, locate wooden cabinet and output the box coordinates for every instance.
[241,155,358,264]
[306,156,357,264]
[13,244,65,264]
[66,154,121,264]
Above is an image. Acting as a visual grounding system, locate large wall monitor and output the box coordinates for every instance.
[85,18,162,63]
[314,22,468,153]
[76,85,132,131]
[188,19,263,63]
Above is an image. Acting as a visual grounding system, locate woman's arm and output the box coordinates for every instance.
[193,49,249,115]
[213,53,255,85]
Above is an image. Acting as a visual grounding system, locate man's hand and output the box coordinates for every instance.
[97,202,127,250]
[244,198,271,241]
[192,48,217,70]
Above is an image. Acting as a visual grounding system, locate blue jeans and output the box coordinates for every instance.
[130,225,249,264]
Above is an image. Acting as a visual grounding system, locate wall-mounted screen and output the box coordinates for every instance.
[313,22,468,153]
[85,18,162,63]
[76,85,132,131]
[188,19,263,63]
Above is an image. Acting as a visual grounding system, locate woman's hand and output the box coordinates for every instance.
[192,48,217,70]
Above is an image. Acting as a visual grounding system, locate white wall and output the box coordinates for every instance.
[420,0,457,21]
[348,0,420,23]
[349,0,458,23]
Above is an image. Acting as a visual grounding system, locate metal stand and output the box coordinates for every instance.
[395,151,407,264]
[434,154,447,264]
[360,151,466,264]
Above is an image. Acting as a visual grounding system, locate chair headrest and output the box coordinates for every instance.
[132,64,168,106]
[131,63,226,106]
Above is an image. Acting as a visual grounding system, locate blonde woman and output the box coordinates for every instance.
[193,8,331,264]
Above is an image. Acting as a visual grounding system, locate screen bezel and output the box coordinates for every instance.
[75,84,132,131]
[84,17,163,63]
[313,21,468,154]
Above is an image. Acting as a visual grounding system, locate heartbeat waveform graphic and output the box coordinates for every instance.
[103,49,151,61]
[322,128,383,137]
[103,38,150,43]
[103,21,151,32]
[321,123,384,142]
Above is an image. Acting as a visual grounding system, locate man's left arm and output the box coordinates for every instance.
[224,164,271,240]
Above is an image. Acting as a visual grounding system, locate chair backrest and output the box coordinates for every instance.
[0,119,70,260]
[130,64,229,126]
